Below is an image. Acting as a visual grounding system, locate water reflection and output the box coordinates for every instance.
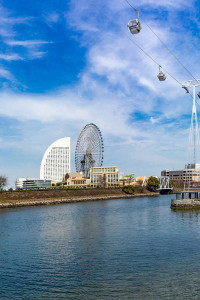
[1,195,200,299]
[172,209,200,230]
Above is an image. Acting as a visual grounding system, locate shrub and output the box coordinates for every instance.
[135,185,146,193]
[122,185,135,194]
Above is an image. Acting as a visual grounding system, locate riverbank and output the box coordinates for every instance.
[0,189,159,209]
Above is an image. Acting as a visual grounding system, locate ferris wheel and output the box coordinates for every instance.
[75,123,104,178]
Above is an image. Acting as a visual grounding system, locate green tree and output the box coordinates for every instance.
[123,174,135,184]
[0,176,7,190]
[146,176,160,192]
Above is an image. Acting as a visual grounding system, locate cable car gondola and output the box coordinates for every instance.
[127,9,141,34]
[157,65,166,81]
[197,91,200,98]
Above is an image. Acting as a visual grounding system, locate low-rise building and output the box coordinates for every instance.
[62,172,89,187]
[90,167,119,187]
[15,178,51,190]
[135,176,148,186]
[119,174,135,186]
[161,163,200,185]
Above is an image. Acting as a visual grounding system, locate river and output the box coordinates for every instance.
[1,195,200,299]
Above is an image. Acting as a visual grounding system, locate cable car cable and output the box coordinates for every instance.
[124,0,199,84]
[86,0,192,97]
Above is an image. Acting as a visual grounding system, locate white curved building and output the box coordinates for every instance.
[40,137,70,181]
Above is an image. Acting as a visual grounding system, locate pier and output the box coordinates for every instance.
[171,191,200,209]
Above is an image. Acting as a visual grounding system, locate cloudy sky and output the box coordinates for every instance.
[0,0,199,187]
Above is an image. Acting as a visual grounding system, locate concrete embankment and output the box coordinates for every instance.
[0,190,159,209]
[171,198,200,209]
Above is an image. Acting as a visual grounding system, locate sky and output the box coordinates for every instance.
[0,0,200,187]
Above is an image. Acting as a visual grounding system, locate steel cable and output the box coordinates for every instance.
[86,0,193,98]
[124,0,199,84]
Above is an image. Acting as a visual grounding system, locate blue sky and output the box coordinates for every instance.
[0,0,199,187]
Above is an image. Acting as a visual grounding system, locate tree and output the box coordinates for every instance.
[0,176,7,190]
[123,174,135,184]
[146,176,160,192]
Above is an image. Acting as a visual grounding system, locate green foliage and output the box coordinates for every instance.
[123,174,135,182]
[65,173,70,180]
[0,176,7,190]
[122,185,135,194]
[146,176,160,192]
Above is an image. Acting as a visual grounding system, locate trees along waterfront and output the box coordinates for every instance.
[0,176,7,190]
[146,176,160,192]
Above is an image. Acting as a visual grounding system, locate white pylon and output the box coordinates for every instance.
[183,80,200,190]
[186,81,200,164]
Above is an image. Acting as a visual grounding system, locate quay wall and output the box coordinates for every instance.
[0,188,126,201]
[171,198,200,209]
[0,188,159,209]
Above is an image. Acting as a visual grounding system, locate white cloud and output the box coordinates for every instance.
[139,77,156,91]
[0,68,14,80]
[145,0,193,8]
[4,39,50,60]
[150,116,160,124]
[0,5,30,38]
[0,53,23,61]
[44,12,60,25]
[6,40,49,47]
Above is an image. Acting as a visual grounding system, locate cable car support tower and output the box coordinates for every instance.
[184,80,200,190]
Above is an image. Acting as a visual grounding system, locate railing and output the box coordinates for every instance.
[176,192,200,200]
[159,176,173,190]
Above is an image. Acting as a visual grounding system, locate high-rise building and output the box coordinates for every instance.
[40,137,70,181]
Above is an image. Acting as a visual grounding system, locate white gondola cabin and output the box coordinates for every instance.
[157,65,166,81]
[127,19,141,34]
[157,71,166,81]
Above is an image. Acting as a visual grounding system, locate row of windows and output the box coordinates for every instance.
[46,158,69,161]
[72,181,86,185]
[91,179,119,183]
[91,175,118,179]
[91,168,117,173]
[45,166,69,169]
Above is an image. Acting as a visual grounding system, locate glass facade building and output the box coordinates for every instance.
[15,178,51,190]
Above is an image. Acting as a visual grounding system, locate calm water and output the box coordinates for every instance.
[1,195,200,299]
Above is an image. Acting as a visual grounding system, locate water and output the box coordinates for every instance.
[1,195,200,299]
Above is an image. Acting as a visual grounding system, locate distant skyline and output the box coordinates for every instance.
[0,0,199,187]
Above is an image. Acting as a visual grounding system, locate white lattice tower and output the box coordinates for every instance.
[187,83,200,164]
[184,80,200,190]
